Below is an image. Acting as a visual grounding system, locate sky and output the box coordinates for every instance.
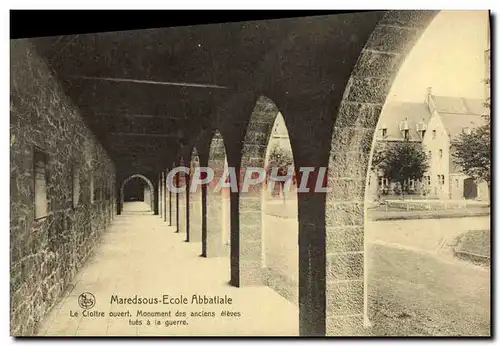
[387,10,490,103]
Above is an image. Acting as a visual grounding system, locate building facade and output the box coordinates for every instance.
[369,88,489,201]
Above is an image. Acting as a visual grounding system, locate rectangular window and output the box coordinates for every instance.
[408,178,415,190]
[378,177,389,188]
[34,148,49,220]
[432,130,437,139]
[437,175,445,185]
[381,128,387,137]
[439,149,443,158]
[72,165,80,208]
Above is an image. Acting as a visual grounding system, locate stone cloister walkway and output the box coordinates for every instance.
[37,202,298,336]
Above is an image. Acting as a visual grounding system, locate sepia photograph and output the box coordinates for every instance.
[9,9,492,337]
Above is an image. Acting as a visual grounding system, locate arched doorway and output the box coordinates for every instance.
[120,174,155,213]
[463,177,478,199]
[262,111,299,304]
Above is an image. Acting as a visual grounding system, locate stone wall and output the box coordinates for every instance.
[10,39,116,336]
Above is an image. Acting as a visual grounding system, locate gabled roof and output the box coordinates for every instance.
[432,95,487,116]
[440,113,486,142]
[378,102,431,141]
[431,95,488,141]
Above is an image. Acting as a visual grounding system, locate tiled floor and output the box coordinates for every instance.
[37,202,299,336]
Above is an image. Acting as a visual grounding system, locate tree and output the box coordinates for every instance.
[266,145,294,202]
[452,81,491,197]
[375,139,429,197]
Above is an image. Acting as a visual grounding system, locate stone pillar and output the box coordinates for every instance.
[159,173,163,216]
[297,193,327,337]
[324,133,370,336]
[185,171,191,242]
[116,181,122,215]
[237,97,281,286]
[159,172,163,218]
[238,185,263,286]
[144,185,151,209]
[201,184,208,256]
[178,171,186,235]
[164,168,168,222]
[189,171,202,243]
[153,178,159,215]
[174,173,179,231]
[205,132,226,257]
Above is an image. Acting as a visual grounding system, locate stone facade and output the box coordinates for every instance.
[10,40,116,336]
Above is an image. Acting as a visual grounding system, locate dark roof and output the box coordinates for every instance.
[440,113,486,142]
[378,101,431,141]
[432,95,487,115]
[431,95,488,141]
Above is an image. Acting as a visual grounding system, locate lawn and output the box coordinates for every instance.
[367,243,490,336]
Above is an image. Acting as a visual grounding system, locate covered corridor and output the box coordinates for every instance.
[37,202,298,336]
[10,10,441,336]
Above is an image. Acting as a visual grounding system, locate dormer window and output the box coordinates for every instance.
[399,119,409,140]
[416,121,427,139]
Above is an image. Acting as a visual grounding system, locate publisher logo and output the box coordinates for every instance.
[78,292,95,310]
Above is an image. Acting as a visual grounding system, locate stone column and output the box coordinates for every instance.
[164,168,168,222]
[159,172,164,218]
[153,177,159,215]
[189,172,202,243]
[205,132,225,257]
[178,171,186,235]
[185,171,191,242]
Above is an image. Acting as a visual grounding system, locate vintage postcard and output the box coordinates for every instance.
[10,10,491,337]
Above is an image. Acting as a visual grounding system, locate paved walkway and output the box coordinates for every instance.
[37,202,298,336]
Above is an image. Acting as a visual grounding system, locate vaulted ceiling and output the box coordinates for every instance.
[29,11,386,175]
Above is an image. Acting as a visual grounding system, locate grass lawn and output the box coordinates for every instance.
[367,243,490,336]
[367,206,490,221]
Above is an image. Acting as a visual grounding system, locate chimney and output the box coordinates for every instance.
[424,87,432,105]
[425,87,436,116]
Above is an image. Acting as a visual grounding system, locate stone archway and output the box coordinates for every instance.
[238,96,298,288]
[323,10,439,336]
[203,130,229,258]
[120,174,155,213]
